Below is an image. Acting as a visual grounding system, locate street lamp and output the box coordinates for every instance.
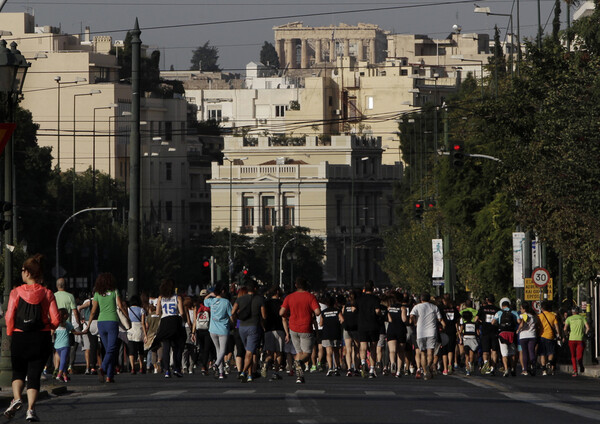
[349,155,369,287]
[279,237,296,290]
[0,39,30,385]
[55,76,86,170]
[224,156,247,288]
[451,55,484,98]
[474,5,514,78]
[73,89,101,214]
[93,104,117,203]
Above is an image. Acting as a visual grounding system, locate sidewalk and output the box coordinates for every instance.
[558,363,600,377]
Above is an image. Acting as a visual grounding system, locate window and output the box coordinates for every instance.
[283,196,295,227]
[208,109,222,121]
[401,69,408,76]
[262,196,276,229]
[275,105,287,117]
[243,196,255,229]
[165,201,172,221]
[165,121,172,141]
[366,96,374,110]
[165,162,172,181]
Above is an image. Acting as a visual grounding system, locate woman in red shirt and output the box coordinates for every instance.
[4,254,60,422]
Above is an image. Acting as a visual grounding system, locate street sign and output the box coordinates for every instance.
[524,278,553,301]
[432,278,444,287]
[532,300,542,313]
[531,267,550,287]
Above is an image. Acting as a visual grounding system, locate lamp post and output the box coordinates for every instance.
[451,55,484,98]
[92,104,117,203]
[224,156,247,287]
[0,39,30,385]
[349,155,368,287]
[55,76,86,170]
[474,6,514,78]
[72,89,101,214]
[279,237,296,290]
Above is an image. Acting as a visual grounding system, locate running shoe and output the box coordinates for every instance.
[173,370,183,378]
[572,371,578,377]
[219,373,225,380]
[442,370,448,376]
[415,369,422,380]
[354,369,361,377]
[503,370,510,377]
[25,409,39,422]
[238,372,246,380]
[269,373,282,381]
[62,374,69,382]
[4,398,23,419]
[261,363,268,378]
[395,371,401,378]
[310,365,317,373]
[164,371,171,378]
[346,369,353,377]
[246,374,253,382]
[423,369,430,381]
[295,376,305,384]
[368,370,376,379]
[542,370,548,376]
[334,369,340,376]
[84,369,91,375]
[465,369,471,376]
[326,369,335,377]
[360,363,368,378]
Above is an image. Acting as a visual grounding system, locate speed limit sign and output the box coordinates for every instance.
[532,267,550,288]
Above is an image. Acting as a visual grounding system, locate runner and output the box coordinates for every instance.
[340,291,360,377]
[564,306,590,377]
[262,286,286,381]
[458,310,478,376]
[356,280,381,379]
[203,284,233,380]
[386,291,408,377]
[440,294,459,376]
[491,300,519,377]
[517,301,538,376]
[320,294,342,376]
[538,301,561,376]
[279,277,321,384]
[477,295,500,375]
[409,292,445,380]
[154,279,186,378]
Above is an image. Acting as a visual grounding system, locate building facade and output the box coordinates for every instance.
[209,135,402,286]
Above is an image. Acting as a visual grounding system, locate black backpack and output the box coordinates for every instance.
[14,297,44,332]
[499,310,516,332]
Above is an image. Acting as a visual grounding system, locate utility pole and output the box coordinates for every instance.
[127,19,141,298]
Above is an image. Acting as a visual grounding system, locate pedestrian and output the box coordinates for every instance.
[440,294,459,376]
[154,278,186,378]
[279,276,321,384]
[53,308,84,383]
[231,281,266,382]
[458,310,478,376]
[203,284,233,380]
[340,291,360,376]
[356,280,381,379]
[538,301,561,375]
[409,292,445,380]
[261,286,286,381]
[193,291,213,376]
[320,294,342,376]
[85,272,128,383]
[77,294,97,374]
[564,306,590,377]
[4,254,61,422]
[517,301,539,376]
[54,278,80,374]
[386,291,408,377]
[491,300,519,377]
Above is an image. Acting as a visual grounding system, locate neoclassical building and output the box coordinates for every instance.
[273,22,389,69]
[209,135,402,286]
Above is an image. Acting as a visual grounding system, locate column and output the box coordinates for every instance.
[285,38,294,68]
[369,38,376,63]
[357,39,365,61]
[314,39,322,63]
[343,39,350,57]
[301,38,309,69]
[276,39,285,68]
[330,38,337,61]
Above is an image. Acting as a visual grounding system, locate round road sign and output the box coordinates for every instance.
[532,267,550,288]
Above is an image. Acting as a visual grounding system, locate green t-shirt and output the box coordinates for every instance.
[565,314,586,341]
[54,290,77,322]
[93,290,119,322]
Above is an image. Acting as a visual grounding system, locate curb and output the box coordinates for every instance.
[558,364,600,377]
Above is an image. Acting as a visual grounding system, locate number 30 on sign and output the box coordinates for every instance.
[532,267,550,288]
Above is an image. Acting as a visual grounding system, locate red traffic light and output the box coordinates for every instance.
[415,202,422,209]
[242,269,248,275]
[203,260,210,268]
[453,144,462,151]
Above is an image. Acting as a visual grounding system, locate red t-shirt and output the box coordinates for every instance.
[281,291,319,334]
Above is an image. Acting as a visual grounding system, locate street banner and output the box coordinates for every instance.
[0,123,16,156]
[512,232,525,288]
[531,236,540,268]
[432,238,443,278]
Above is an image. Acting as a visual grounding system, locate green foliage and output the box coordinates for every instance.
[190,42,222,72]
[260,41,280,68]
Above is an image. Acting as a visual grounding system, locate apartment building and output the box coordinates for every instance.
[209,135,402,286]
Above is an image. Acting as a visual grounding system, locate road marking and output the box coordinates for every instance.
[224,389,256,395]
[365,391,396,396]
[80,392,117,398]
[150,390,186,398]
[435,392,468,398]
[571,395,600,403]
[289,407,307,413]
[295,390,325,395]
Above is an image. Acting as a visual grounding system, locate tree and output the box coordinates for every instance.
[260,41,280,68]
[190,42,221,72]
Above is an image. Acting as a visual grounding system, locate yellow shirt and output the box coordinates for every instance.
[538,311,557,339]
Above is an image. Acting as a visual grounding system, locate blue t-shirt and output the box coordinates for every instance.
[493,308,520,330]
[54,322,74,349]
[204,297,232,336]
[128,306,145,323]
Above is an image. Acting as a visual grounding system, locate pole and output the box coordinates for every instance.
[350,156,354,287]
[279,237,296,290]
[537,0,542,48]
[516,0,521,75]
[56,79,61,169]
[228,159,233,287]
[127,18,141,298]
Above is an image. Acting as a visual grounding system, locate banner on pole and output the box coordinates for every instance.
[432,239,443,279]
[0,123,16,156]
[512,232,525,288]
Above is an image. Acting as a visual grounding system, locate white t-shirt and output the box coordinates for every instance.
[519,312,537,339]
[410,302,442,339]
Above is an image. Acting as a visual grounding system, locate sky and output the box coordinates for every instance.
[3,0,565,72]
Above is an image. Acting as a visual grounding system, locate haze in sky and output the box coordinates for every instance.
[3,0,563,72]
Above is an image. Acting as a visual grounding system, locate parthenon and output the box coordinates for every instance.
[273,22,389,69]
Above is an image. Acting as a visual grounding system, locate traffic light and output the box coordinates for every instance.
[426,198,436,210]
[414,200,425,220]
[0,201,11,232]
[242,267,248,276]
[202,258,210,268]
[451,142,465,168]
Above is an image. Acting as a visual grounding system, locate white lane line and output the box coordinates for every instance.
[571,395,600,403]
[150,390,187,398]
[80,392,118,398]
[435,392,468,398]
[295,390,325,395]
[224,389,256,394]
[289,407,307,413]
[365,391,396,396]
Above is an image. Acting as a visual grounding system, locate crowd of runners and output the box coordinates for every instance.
[41,276,591,386]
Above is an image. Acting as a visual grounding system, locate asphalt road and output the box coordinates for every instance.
[17,369,600,424]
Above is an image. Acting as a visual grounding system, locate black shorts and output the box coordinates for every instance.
[480,332,499,353]
[358,329,380,343]
[386,330,407,343]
